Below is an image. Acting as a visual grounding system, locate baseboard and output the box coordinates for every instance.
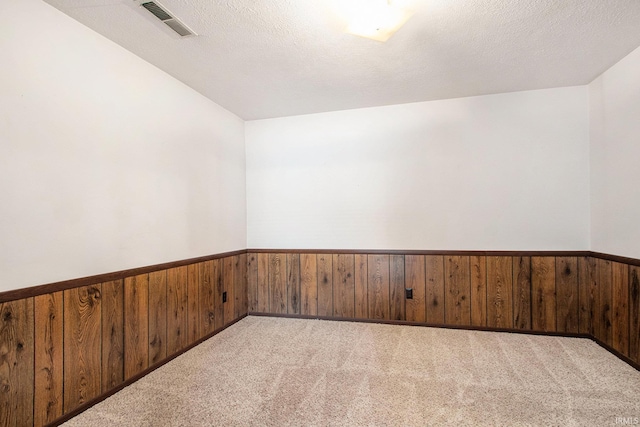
[46,313,248,427]
[590,336,640,372]
[248,312,640,372]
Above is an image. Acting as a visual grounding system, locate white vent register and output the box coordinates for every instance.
[138,1,196,37]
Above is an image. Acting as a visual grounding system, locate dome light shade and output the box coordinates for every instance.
[345,1,414,42]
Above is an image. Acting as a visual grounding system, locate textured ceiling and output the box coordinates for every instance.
[44,0,640,120]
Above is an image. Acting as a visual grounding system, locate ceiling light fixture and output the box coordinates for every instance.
[342,0,414,42]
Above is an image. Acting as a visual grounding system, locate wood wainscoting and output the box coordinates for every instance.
[247,251,640,370]
[1,249,639,427]
[0,252,247,427]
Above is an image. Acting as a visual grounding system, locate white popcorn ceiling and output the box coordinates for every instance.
[44,0,640,120]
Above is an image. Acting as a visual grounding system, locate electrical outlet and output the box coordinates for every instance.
[222,291,227,303]
[405,288,413,299]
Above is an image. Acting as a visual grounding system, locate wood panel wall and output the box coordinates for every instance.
[0,254,246,427]
[248,253,640,369]
[1,251,639,427]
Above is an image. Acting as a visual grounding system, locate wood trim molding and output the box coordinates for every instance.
[249,312,640,372]
[590,251,640,267]
[0,249,247,303]
[249,311,590,337]
[248,249,592,257]
[591,336,640,373]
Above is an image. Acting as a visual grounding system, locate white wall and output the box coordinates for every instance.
[0,0,246,292]
[8,1,633,293]
[589,45,640,259]
[246,87,590,250]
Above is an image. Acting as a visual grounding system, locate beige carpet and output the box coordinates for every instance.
[63,316,640,426]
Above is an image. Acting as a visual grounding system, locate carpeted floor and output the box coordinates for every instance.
[63,316,640,426]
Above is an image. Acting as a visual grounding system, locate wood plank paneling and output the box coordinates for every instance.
[598,259,613,346]
[587,257,600,337]
[589,258,602,337]
[368,255,390,320]
[354,254,368,319]
[212,259,224,331]
[268,253,286,314]
[257,254,270,313]
[333,254,355,318]
[405,255,426,323]
[35,292,63,427]
[390,255,405,321]
[235,254,248,318]
[148,271,167,366]
[513,256,532,330]
[199,261,216,338]
[64,285,101,413]
[470,256,487,327]
[577,257,593,335]
[425,255,445,324]
[630,266,640,364]
[101,280,124,392]
[187,264,200,343]
[223,257,235,325]
[445,256,471,326]
[487,256,513,328]
[167,266,188,355]
[124,274,149,380]
[0,298,34,427]
[247,253,258,313]
[531,257,556,332]
[300,254,318,316]
[287,254,301,315]
[11,249,640,427]
[317,254,334,317]
[611,262,629,356]
[556,257,579,334]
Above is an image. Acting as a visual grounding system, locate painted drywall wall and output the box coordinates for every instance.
[246,87,590,250]
[0,0,246,292]
[589,45,640,259]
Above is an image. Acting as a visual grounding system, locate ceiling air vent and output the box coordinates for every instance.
[139,1,196,37]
